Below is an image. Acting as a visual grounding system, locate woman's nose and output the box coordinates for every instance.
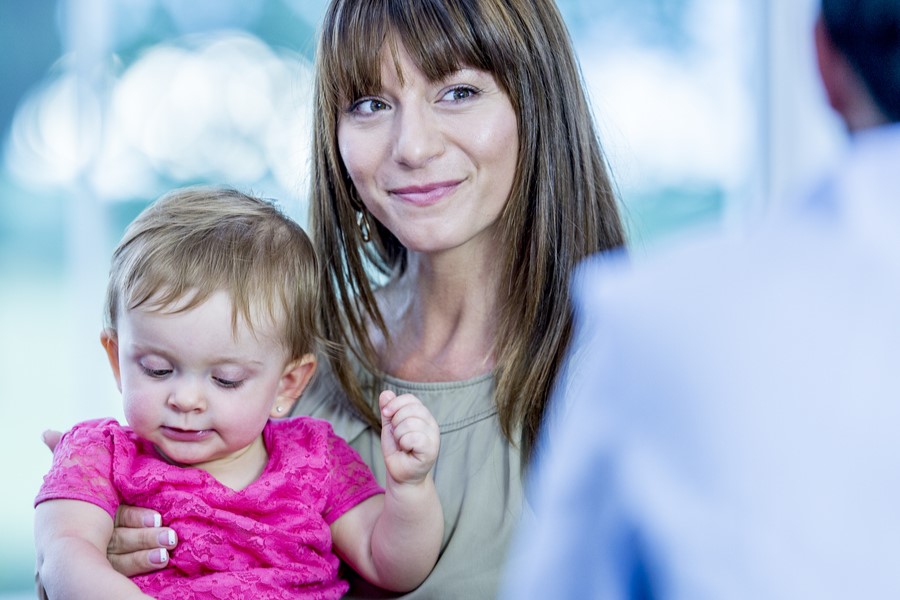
[392,103,445,168]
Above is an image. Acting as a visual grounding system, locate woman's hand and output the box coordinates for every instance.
[41,429,63,451]
[108,506,177,575]
[41,430,178,576]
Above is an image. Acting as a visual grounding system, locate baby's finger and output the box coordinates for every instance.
[379,390,398,425]
[390,414,431,439]
[391,413,440,455]
[393,429,431,454]
[382,392,426,415]
[388,401,438,432]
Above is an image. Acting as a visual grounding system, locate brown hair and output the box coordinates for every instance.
[822,0,900,121]
[105,186,322,360]
[311,0,626,461]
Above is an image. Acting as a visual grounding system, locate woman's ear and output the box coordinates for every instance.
[271,354,317,417]
[100,329,123,392]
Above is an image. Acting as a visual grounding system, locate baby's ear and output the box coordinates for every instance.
[271,354,317,417]
[100,329,123,392]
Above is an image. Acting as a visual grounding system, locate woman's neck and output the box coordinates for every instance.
[374,250,500,382]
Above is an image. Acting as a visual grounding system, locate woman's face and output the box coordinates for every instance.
[337,43,519,258]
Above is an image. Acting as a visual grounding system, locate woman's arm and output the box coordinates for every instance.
[35,499,154,599]
[331,391,444,591]
[41,430,178,576]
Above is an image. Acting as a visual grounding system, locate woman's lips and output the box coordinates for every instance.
[161,426,213,442]
[389,180,461,206]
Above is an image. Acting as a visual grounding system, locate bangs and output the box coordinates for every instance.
[320,0,500,104]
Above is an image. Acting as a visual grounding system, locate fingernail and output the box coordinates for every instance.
[149,548,168,565]
[158,530,176,546]
[143,513,162,527]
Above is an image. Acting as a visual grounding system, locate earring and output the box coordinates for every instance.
[276,406,284,413]
[356,210,371,243]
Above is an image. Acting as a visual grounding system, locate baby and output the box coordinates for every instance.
[34,186,443,599]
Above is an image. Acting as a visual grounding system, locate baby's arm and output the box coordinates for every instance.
[41,429,178,577]
[35,499,154,599]
[331,390,443,592]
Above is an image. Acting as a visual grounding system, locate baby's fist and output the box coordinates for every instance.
[379,390,440,484]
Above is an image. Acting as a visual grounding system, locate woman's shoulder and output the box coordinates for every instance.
[293,357,346,412]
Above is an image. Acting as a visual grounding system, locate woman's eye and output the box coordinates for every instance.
[443,86,479,102]
[214,377,243,389]
[350,97,390,114]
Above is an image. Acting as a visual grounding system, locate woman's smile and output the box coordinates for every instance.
[388,179,464,206]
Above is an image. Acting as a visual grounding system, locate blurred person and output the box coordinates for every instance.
[35,187,443,599]
[501,0,900,598]
[69,1,628,598]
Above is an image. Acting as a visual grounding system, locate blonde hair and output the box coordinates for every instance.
[105,186,322,360]
[311,0,625,462]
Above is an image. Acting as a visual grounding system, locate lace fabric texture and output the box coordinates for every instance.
[36,417,384,599]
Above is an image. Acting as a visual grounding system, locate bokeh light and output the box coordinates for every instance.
[5,31,314,210]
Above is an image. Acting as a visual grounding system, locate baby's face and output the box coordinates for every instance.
[105,290,292,480]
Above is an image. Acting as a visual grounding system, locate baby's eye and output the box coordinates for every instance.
[141,366,172,379]
[213,377,243,389]
[442,86,480,102]
[349,97,390,114]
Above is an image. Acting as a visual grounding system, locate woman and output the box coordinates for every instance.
[56,0,626,597]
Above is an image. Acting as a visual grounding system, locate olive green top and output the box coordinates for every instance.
[293,360,527,599]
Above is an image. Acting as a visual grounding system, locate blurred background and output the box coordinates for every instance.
[1,0,840,595]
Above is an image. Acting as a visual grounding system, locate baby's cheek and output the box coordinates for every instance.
[122,393,158,434]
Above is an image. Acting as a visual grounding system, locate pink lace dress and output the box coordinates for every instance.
[36,417,384,599]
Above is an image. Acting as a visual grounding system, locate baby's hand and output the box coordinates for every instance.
[379,390,440,486]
